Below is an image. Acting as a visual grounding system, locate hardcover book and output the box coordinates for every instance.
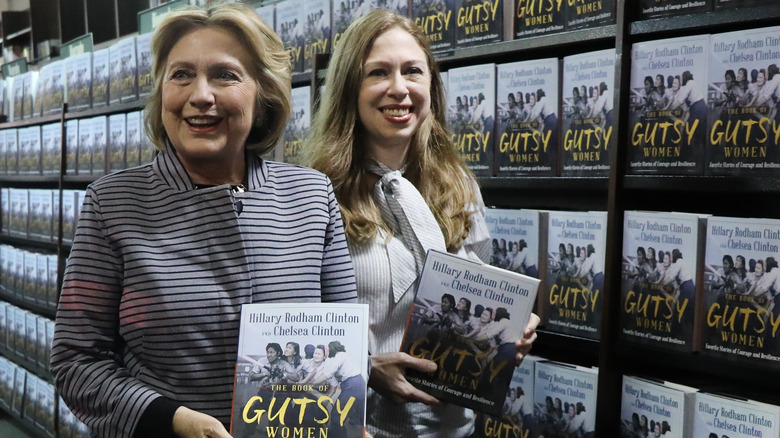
[126,111,142,168]
[693,392,780,438]
[64,51,93,112]
[638,0,712,19]
[44,59,65,115]
[24,311,37,360]
[33,65,49,118]
[332,0,374,47]
[484,208,544,281]
[140,110,158,164]
[541,210,607,339]
[29,189,53,241]
[566,0,615,31]
[620,375,697,438]
[0,358,10,409]
[108,113,126,173]
[13,307,25,358]
[47,255,58,308]
[706,25,780,175]
[513,0,565,38]
[91,115,107,176]
[9,189,29,238]
[10,365,23,416]
[22,71,39,120]
[532,360,598,438]
[400,249,540,416]
[495,59,559,176]
[109,36,138,105]
[17,126,34,175]
[6,129,18,175]
[12,74,24,121]
[0,129,6,174]
[561,49,615,176]
[447,63,496,176]
[1,189,8,234]
[91,48,110,108]
[303,0,331,73]
[628,34,710,175]
[136,32,153,101]
[700,215,780,366]
[276,0,305,74]
[65,119,79,175]
[36,379,55,436]
[454,0,507,48]
[22,371,36,421]
[41,122,61,175]
[77,118,93,175]
[229,302,369,438]
[620,210,707,352]
[284,86,310,165]
[412,0,456,53]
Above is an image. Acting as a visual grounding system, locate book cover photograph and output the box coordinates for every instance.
[92,48,110,108]
[6,129,18,175]
[11,74,25,121]
[561,49,615,177]
[283,86,310,165]
[620,375,697,438]
[91,115,107,176]
[22,71,38,120]
[276,0,305,74]
[693,392,780,438]
[473,355,539,438]
[230,302,369,438]
[532,360,597,438]
[400,250,540,416]
[706,25,780,175]
[701,215,780,365]
[303,0,330,73]
[108,113,126,173]
[485,208,542,280]
[136,32,153,100]
[447,63,496,176]
[412,0,456,53]
[126,111,142,168]
[628,34,710,175]
[620,210,706,352]
[566,0,614,30]
[496,59,559,176]
[109,36,138,105]
[256,4,275,28]
[638,0,712,19]
[77,118,93,175]
[454,0,505,48]
[65,119,78,175]
[513,0,565,38]
[41,122,61,175]
[44,59,64,115]
[542,210,607,340]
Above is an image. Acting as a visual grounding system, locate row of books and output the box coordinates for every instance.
[0,355,89,438]
[0,245,60,311]
[2,189,86,245]
[0,302,54,373]
[486,207,780,368]
[0,110,157,177]
[638,0,774,19]
[1,33,151,122]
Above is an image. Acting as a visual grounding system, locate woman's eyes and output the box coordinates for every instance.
[168,70,240,81]
[217,71,240,81]
[366,66,426,77]
[169,70,191,80]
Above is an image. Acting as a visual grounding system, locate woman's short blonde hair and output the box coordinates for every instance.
[144,2,291,156]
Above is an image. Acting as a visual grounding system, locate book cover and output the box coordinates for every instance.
[620,211,706,352]
[64,51,93,112]
[628,34,710,175]
[29,189,53,241]
[108,113,127,173]
[0,358,10,409]
[23,253,37,306]
[621,375,697,438]
[541,210,607,340]
[0,129,6,174]
[229,302,369,438]
[412,0,456,53]
[454,0,506,48]
[447,63,496,176]
[255,4,275,29]
[136,32,153,101]
[47,255,58,309]
[36,379,55,436]
[45,59,65,115]
[693,392,780,438]
[92,48,111,108]
[303,0,331,73]
[126,111,142,168]
[638,0,712,19]
[513,0,565,38]
[400,249,540,416]
[66,119,79,175]
[109,36,138,105]
[62,191,76,244]
[0,303,6,352]
[532,360,598,438]
[701,215,780,366]
[561,49,615,176]
[332,0,374,47]
[485,208,543,280]
[2,78,9,121]
[33,65,49,118]
[23,71,39,120]
[5,129,18,175]
[77,118,93,175]
[41,122,62,175]
[17,126,33,175]
[284,86,311,165]
[1,247,13,291]
[24,311,37,361]
[141,109,158,164]
[12,74,24,121]
[0,189,8,234]
[28,125,42,175]
[495,59,559,176]
[566,0,615,31]
[9,189,29,238]
[23,372,36,421]
[35,315,47,370]
[57,396,76,438]
[92,115,108,176]
[706,25,780,175]
[473,355,540,438]
[276,0,305,74]
[13,307,25,358]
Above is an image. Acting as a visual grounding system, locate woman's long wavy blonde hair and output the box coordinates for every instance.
[303,9,476,252]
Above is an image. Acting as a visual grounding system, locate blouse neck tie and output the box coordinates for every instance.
[368,159,446,302]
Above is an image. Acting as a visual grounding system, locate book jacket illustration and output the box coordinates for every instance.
[109,36,137,105]
[400,250,540,416]
[514,0,565,38]
[701,215,780,366]
[532,360,597,438]
[561,49,615,176]
[473,355,539,438]
[413,0,456,53]
[620,375,697,438]
[303,0,331,73]
[485,208,542,280]
[693,392,780,438]
[566,0,614,30]
[542,210,607,340]
[620,211,705,352]
[454,0,504,48]
[496,59,559,176]
[447,63,496,176]
[284,86,310,165]
[638,0,711,19]
[628,34,710,175]
[230,302,369,438]
[706,25,780,175]
[276,0,305,73]
[65,52,92,112]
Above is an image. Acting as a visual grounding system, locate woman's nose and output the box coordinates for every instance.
[386,71,409,98]
[189,76,215,108]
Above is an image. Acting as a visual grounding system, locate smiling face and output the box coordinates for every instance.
[266,347,278,363]
[313,347,326,363]
[358,27,431,165]
[161,26,258,182]
[284,343,296,357]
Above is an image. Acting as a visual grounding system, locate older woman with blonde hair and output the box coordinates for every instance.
[50,4,356,438]
[304,9,539,437]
